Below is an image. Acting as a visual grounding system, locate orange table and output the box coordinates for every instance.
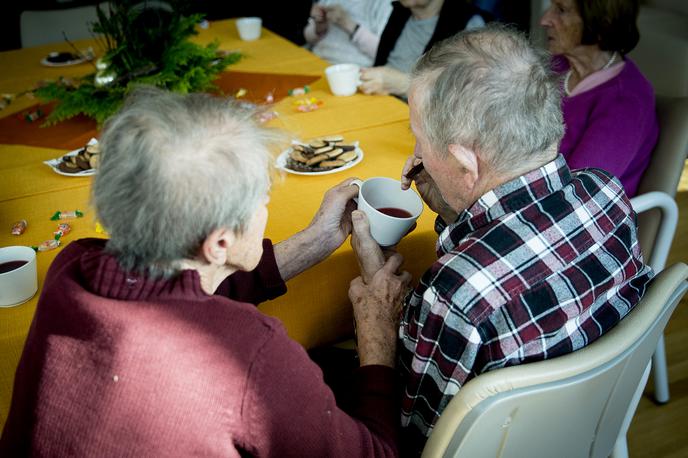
[0,19,436,428]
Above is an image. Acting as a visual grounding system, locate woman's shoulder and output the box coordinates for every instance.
[615,58,655,100]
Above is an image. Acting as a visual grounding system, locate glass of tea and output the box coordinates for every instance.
[0,246,38,307]
[350,177,423,246]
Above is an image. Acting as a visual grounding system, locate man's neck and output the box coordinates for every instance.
[411,0,444,20]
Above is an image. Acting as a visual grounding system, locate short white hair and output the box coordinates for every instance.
[411,24,564,175]
[93,87,281,277]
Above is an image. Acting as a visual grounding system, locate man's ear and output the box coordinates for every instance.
[448,143,479,191]
[200,228,234,266]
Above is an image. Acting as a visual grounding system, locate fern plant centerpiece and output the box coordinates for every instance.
[35,0,241,125]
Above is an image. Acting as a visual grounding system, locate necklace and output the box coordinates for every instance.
[564,51,618,96]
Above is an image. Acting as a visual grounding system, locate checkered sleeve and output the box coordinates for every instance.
[398,264,482,440]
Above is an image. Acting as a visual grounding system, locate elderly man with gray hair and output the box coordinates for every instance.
[349,24,652,455]
[1,88,411,456]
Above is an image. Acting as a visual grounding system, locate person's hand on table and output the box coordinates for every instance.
[324,5,357,36]
[401,155,458,224]
[274,179,358,281]
[359,66,411,96]
[349,253,412,367]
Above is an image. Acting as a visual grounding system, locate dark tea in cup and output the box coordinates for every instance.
[0,260,28,274]
[376,207,413,219]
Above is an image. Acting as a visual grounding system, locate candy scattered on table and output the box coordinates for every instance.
[293,97,323,112]
[288,85,310,96]
[265,92,274,104]
[51,210,84,221]
[11,220,27,235]
[21,108,44,123]
[33,238,60,252]
[235,88,247,98]
[54,223,71,237]
[258,110,278,123]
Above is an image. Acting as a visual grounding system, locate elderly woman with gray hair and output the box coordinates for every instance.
[1,88,410,456]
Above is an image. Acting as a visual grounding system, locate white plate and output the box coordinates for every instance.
[44,138,98,177]
[40,54,89,67]
[276,141,363,176]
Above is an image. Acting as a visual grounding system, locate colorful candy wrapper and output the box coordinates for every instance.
[258,110,278,124]
[54,223,71,237]
[11,219,27,235]
[235,88,247,98]
[33,238,60,252]
[288,85,310,96]
[51,210,83,221]
[21,108,44,123]
[265,92,274,104]
[293,97,323,113]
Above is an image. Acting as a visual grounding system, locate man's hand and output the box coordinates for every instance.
[401,156,458,224]
[359,66,411,96]
[349,253,413,367]
[274,179,358,281]
[350,210,385,284]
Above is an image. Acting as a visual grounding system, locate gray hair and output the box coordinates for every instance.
[411,24,564,176]
[93,87,281,277]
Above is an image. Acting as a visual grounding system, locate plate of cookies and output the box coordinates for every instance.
[276,136,363,175]
[44,138,100,176]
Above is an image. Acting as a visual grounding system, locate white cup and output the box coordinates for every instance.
[325,63,360,96]
[351,177,423,247]
[236,17,262,41]
[0,246,38,307]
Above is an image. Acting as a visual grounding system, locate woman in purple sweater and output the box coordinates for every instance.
[0,88,411,457]
[540,0,658,197]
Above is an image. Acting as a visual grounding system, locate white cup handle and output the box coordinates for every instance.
[350,179,362,204]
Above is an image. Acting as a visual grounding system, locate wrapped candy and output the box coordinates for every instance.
[235,88,247,98]
[50,210,84,221]
[33,238,61,252]
[11,220,27,235]
[293,97,323,113]
[288,85,310,96]
[54,223,71,237]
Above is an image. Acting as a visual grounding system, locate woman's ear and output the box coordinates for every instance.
[447,143,479,191]
[200,228,235,266]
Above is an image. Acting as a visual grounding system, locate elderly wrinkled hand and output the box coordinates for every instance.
[308,178,359,252]
[350,210,385,284]
[401,155,458,224]
[359,66,411,96]
[348,253,412,367]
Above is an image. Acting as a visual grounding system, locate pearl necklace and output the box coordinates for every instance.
[564,51,618,96]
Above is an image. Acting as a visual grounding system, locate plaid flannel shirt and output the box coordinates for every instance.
[398,155,653,453]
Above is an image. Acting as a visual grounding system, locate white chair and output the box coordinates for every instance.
[20,3,109,48]
[631,96,688,403]
[421,263,688,458]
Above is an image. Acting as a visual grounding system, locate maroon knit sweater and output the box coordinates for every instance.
[1,238,399,457]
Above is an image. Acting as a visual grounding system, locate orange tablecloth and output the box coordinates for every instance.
[0,19,431,428]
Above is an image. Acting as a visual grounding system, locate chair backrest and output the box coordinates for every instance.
[634,96,688,263]
[629,2,688,97]
[422,263,688,458]
[20,4,107,48]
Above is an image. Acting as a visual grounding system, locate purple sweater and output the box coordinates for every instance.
[1,238,399,457]
[558,57,658,197]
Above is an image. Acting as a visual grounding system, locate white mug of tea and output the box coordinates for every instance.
[0,246,38,307]
[350,177,423,246]
[325,64,360,96]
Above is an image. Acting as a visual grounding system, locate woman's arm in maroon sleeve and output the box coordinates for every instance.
[214,239,286,304]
